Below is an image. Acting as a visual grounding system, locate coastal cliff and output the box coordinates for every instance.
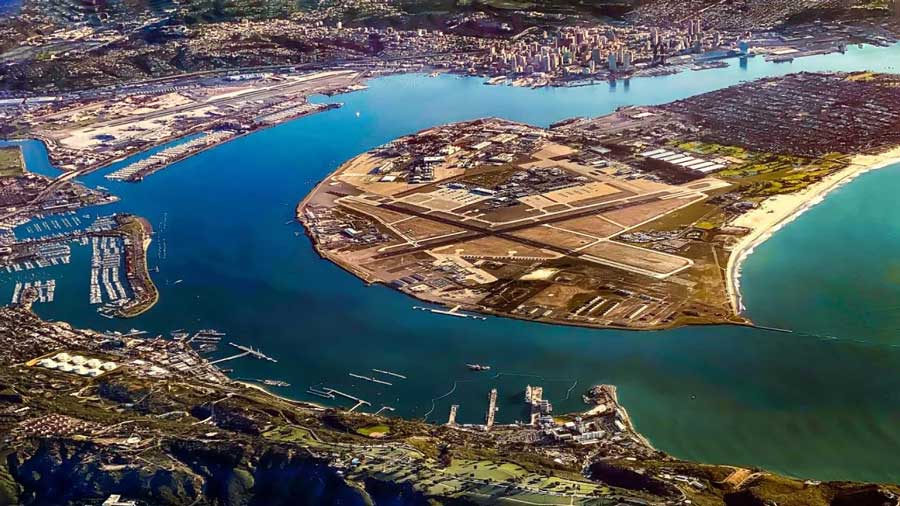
[1,437,435,506]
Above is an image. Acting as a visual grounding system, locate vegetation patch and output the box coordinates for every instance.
[0,146,24,178]
[356,424,391,437]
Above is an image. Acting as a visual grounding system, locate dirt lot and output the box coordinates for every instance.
[553,215,623,238]
[394,217,465,241]
[340,199,410,225]
[580,240,691,276]
[472,203,544,225]
[519,181,621,210]
[509,225,596,250]
[532,142,577,160]
[526,283,593,308]
[431,236,559,259]
[600,197,699,227]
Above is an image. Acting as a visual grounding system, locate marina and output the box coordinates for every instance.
[105,131,235,182]
[89,236,127,305]
[10,279,55,304]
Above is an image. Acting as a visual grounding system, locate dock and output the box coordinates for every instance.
[485,388,498,430]
[229,342,277,362]
[413,305,487,321]
[372,368,407,379]
[349,372,392,386]
[209,342,277,365]
[209,351,250,365]
[373,406,395,416]
[307,387,335,399]
[525,385,550,425]
[447,404,459,426]
[323,387,371,411]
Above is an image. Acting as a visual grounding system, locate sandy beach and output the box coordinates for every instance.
[725,146,900,316]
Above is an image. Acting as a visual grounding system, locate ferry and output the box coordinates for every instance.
[466,363,491,372]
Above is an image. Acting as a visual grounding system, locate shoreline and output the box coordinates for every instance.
[10,71,366,182]
[725,146,900,315]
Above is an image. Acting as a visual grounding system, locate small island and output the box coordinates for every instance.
[298,71,900,330]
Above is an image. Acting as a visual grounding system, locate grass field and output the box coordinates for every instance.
[356,424,390,437]
[0,147,24,177]
[262,426,320,445]
[678,140,849,196]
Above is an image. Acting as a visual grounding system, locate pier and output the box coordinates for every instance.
[323,387,371,411]
[373,406,395,416]
[349,372,392,386]
[372,368,406,379]
[447,404,458,426]
[306,387,335,399]
[485,388,498,430]
[412,305,487,321]
[209,342,277,365]
[228,342,277,362]
[208,351,250,365]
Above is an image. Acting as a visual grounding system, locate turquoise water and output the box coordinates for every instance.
[4,44,900,483]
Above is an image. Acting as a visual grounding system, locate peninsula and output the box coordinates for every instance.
[298,71,900,329]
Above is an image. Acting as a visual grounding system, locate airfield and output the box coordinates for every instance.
[299,116,739,329]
